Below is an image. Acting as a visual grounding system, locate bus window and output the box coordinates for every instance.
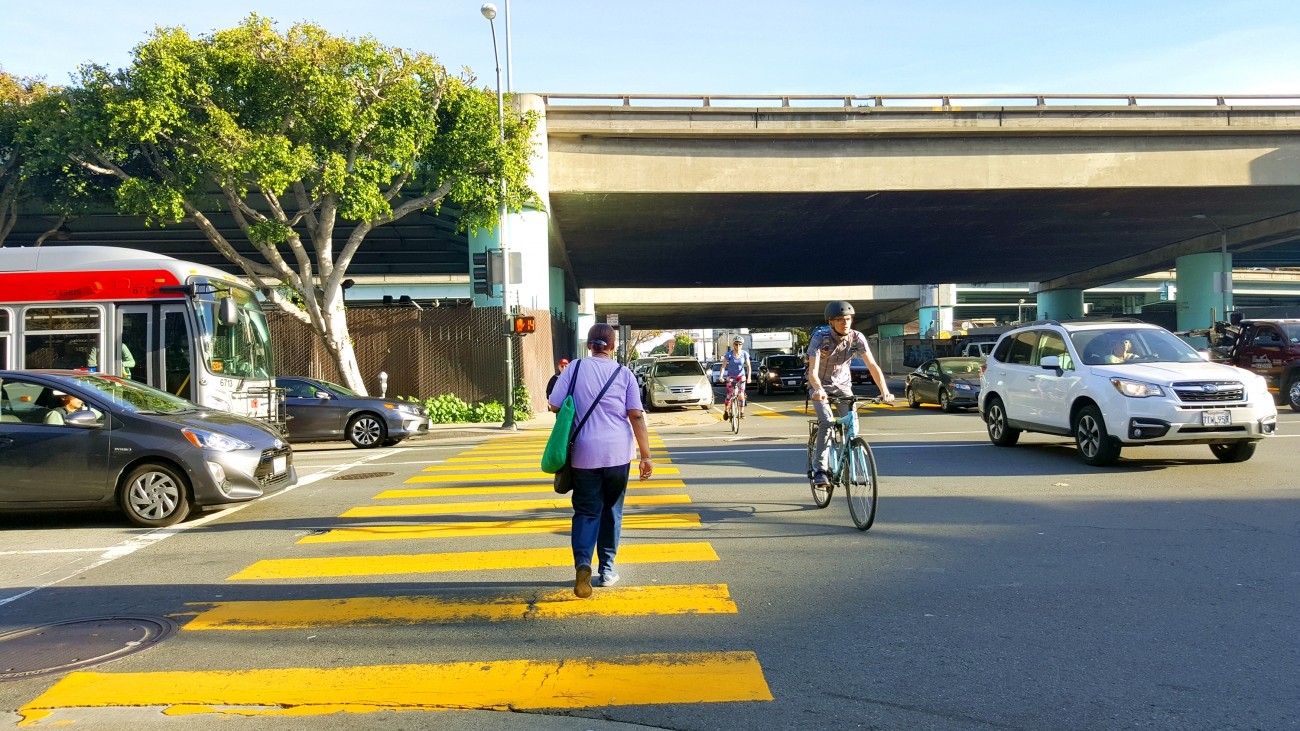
[120,311,149,383]
[0,309,10,369]
[163,310,193,400]
[22,306,101,370]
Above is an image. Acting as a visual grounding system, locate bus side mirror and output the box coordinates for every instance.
[217,296,239,326]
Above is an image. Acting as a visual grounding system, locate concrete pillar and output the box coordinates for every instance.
[577,288,596,342]
[919,284,956,337]
[1035,289,1084,321]
[1175,251,1232,334]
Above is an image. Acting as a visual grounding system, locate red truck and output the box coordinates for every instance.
[1219,319,1300,412]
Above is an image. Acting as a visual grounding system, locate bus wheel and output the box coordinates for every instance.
[120,463,192,528]
[347,413,387,448]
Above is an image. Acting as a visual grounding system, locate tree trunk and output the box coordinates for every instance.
[321,296,367,396]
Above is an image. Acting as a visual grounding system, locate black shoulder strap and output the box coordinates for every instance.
[565,359,581,398]
[571,365,622,441]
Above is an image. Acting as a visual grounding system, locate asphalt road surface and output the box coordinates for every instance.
[2,389,1297,730]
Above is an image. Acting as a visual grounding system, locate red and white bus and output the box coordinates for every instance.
[0,246,277,420]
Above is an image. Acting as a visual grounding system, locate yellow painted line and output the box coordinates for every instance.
[756,411,787,418]
[418,455,681,473]
[228,541,719,581]
[183,583,737,630]
[340,493,692,519]
[445,450,669,462]
[376,479,687,499]
[298,512,702,544]
[409,466,681,481]
[18,651,772,718]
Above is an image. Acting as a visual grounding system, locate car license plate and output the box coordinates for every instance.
[783,379,798,386]
[273,455,287,474]
[1201,410,1230,427]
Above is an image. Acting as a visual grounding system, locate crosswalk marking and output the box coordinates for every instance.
[374,479,687,499]
[418,457,673,471]
[228,541,720,581]
[19,652,772,716]
[445,450,669,463]
[407,466,680,482]
[181,584,738,630]
[340,493,691,518]
[297,513,703,543]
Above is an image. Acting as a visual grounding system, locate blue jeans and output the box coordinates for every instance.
[811,387,854,476]
[570,464,629,573]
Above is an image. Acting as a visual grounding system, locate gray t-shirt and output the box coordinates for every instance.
[806,326,868,393]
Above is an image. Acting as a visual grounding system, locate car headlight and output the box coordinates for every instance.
[952,383,973,391]
[1110,378,1165,398]
[393,402,422,415]
[182,427,252,452]
[1248,374,1271,397]
[653,381,669,393]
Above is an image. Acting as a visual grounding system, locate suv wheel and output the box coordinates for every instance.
[1287,377,1300,413]
[1210,442,1257,463]
[1074,405,1120,466]
[984,397,1020,447]
[906,387,920,409]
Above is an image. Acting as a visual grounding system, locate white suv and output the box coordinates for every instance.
[978,320,1277,466]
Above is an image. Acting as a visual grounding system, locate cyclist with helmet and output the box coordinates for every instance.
[720,336,752,420]
[807,301,894,487]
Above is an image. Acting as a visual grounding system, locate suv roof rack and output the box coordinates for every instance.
[1058,316,1149,324]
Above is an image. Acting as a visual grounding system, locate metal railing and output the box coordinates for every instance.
[540,93,1300,109]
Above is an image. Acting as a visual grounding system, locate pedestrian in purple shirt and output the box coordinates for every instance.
[547,323,654,598]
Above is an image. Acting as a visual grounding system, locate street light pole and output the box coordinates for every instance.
[482,3,516,429]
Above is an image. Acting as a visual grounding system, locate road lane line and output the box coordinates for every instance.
[18,651,772,719]
[227,541,719,581]
[182,583,736,630]
[339,493,691,518]
[296,513,702,543]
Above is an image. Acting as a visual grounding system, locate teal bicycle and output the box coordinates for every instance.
[805,395,882,530]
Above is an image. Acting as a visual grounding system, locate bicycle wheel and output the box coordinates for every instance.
[807,422,832,508]
[844,436,879,530]
[730,393,741,434]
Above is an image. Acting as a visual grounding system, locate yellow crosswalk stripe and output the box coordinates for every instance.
[340,493,691,519]
[228,541,719,581]
[19,651,772,716]
[297,512,702,543]
[407,466,680,481]
[182,583,737,630]
[756,411,787,418]
[375,479,686,499]
[445,450,669,462]
[419,457,673,471]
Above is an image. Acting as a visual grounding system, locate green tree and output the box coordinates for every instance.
[44,16,535,393]
[0,69,57,245]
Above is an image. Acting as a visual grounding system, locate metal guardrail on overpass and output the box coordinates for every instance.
[540,93,1300,109]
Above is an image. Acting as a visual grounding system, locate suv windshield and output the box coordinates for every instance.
[1072,328,1203,365]
[766,355,803,369]
[654,360,705,377]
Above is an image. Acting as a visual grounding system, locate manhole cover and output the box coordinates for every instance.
[333,471,395,480]
[0,615,177,681]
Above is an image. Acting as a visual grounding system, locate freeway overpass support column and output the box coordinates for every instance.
[1175,251,1232,334]
[577,288,597,344]
[918,284,956,338]
[1035,289,1084,321]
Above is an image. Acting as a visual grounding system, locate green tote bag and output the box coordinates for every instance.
[541,362,580,473]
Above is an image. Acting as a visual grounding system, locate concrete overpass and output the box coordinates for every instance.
[537,93,1300,329]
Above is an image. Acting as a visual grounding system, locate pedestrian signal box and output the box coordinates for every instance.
[510,315,536,336]
[472,250,504,296]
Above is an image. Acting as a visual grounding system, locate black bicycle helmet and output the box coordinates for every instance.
[824,300,855,320]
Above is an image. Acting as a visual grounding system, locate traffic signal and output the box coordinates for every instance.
[472,252,493,295]
[510,315,536,336]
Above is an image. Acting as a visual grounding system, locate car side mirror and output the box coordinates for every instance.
[1040,355,1062,371]
[65,411,102,428]
[316,391,330,400]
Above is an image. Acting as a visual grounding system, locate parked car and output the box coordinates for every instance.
[905,357,983,411]
[757,354,807,395]
[0,370,295,527]
[849,357,871,385]
[978,320,1277,466]
[705,361,724,385]
[641,357,714,411]
[277,376,429,448]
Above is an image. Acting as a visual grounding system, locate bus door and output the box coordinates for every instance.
[160,305,195,401]
[115,305,154,386]
[0,309,10,369]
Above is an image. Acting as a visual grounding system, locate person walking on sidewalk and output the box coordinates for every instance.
[807,300,894,488]
[547,323,654,598]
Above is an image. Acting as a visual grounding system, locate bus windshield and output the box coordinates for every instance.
[194,282,274,379]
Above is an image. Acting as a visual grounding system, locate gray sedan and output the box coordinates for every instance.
[277,376,429,448]
[0,370,295,527]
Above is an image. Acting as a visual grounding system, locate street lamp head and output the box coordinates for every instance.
[480,3,497,20]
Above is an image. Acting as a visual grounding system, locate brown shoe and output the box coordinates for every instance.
[574,565,593,598]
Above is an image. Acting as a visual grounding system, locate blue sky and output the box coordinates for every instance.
[3,0,1299,96]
